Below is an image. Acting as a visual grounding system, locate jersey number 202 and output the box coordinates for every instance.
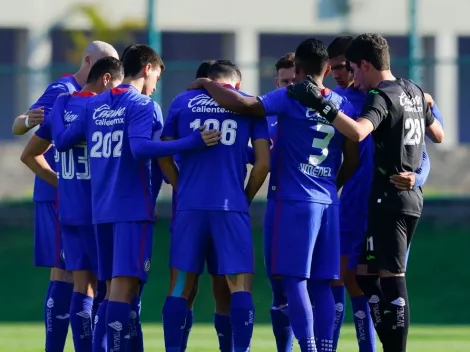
[90,130,124,158]
[190,118,237,146]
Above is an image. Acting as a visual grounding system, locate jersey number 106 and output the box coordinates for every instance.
[189,118,237,146]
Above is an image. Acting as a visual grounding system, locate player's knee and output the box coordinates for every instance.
[269,277,287,307]
[378,269,405,278]
[168,268,197,299]
[51,268,73,283]
[331,279,344,287]
[109,276,140,303]
[355,274,379,296]
[225,273,253,293]
[72,270,97,297]
[212,275,231,314]
[187,276,200,308]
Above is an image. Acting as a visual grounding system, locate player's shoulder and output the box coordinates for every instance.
[48,76,80,93]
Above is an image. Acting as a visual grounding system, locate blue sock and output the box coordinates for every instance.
[93,280,107,326]
[230,291,255,352]
[162,296,188,352]
[106,301,131,352]
[45,280,73,352]
[308,280,335,352]
[214,313,233,352]
[270,278,293,352]
[92,299,108,352]
[130,296,144,352]
[282,277,316,352]
[180,310,193,352]
[43,281,53,335]
[331,286,346,351]
[351,295,376,352]
[70,292,93,352]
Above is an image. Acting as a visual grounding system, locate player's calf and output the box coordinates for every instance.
[211,274,233,352]
[180,276,199,352]
[269,277,293,352]
[330,255,350,351]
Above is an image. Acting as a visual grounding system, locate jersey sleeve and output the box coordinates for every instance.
[161,104,179,139]
[424,103,436,127]
[359,91,389,130]
[414,144,431,188]
[257,88,288,116]
[251,117,270,141]
[128,100,155,140]
[152,102,164,141]
[340,99,355,120]
[29,83,69,115]
[35,119,52,142]
[430,103,443,128]
[50,95,86,151]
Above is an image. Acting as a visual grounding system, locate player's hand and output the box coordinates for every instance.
[187,78,211,90]
[199,126,221,146]
[423,93,434,107]
[25,107,45,126]
[390,172,416,190]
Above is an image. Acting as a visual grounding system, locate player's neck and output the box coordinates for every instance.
[121,78,144,93]
[73,71,88,88]
[309,76,325,89]
[81,83,99,94]
[371,70,395,88]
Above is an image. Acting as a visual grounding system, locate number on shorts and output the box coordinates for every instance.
[190,118,237,145]
[309,123,336,166]
[404,117,425,146]
[366,236,374,252]
[90,130,124,158]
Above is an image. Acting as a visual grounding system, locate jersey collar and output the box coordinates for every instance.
[73,91,97,97]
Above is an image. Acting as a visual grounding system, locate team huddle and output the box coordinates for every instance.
[15,33,444,352]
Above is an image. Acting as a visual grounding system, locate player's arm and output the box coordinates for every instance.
[12,108,45,135]
[336,138,360,190]
[423,98,444,143]
[129,102,221,159]
[246,145,255,165]
[390,143,431,191]
[245,119,270,203]
[414,145,430,188]
[189,78,267,117]
[20,134,57,187]
[158,137,179,190]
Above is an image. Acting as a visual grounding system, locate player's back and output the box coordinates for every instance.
[262,88,351,204]
[171,89,260,212]
[85,86,155,223]
[56,92,94,225]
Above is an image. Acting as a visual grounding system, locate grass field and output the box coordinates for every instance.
[0,323,468,351]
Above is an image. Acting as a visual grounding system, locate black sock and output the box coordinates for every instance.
[380,276,409,352]
[356,274,390,346]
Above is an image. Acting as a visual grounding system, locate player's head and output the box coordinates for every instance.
[80,41,119,76]
[327,36,354,89]
[122,44,165,96]
[207,60,242,90]
[294,38,330,82]
[120,45,133,62]
[274,53,296,88]
[345,33,391,91]
[196,60,216,79]
[86,56,124,93]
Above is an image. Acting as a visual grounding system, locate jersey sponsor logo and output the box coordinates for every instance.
[399,92,423,113]
[306,108,331,125]
[187,94,233,114]
[92,104,126,126]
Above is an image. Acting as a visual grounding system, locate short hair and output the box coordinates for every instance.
[122,44,165,78]
[208,60,242,81]
[86,56,124,84]
[275,53,295,72]
[195,60,216,79]
[120,45,133,62]
[327,36,354,59]
[294,38,329,76]
[345,33,390,70]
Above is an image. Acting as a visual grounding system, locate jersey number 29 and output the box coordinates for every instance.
[190,118,237,146]
[90,131,124,158]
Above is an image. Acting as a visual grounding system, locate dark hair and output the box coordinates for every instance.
[120,45,133,62]
[208,60,242,81]
[86,56,124,84]
[327,36,354,59]
[195,60,216,79]
[122,44,165,78]
[345,33,390,70]
[294,38,329,76]
[275,53,295,72]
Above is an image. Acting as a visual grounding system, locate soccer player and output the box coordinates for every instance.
[287,33,444,352]
[159,60,270,352]
[326,35,437,352]
[18,40,118,352]
[51,44,220,352]
[187,38,359,352]
[45,56,124,352]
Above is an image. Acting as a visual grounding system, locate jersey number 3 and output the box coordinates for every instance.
[90,131,124,158]
[309,123,335,166]
[190,118,237,146]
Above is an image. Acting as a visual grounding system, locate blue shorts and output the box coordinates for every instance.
[34,201,66,269]
[62,224,97,272]
[95,221,153,282]
[270,200,340,280]
[171,210,253,275]
[340,199,368,270]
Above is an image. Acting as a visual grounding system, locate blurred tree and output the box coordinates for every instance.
[67,5,145,64]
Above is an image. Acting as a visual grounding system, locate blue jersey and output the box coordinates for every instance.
[51,84,163,224]
[259,87,353,204]
[264,116,278,200]
[151,101,165,199]
[162,88,269,212]
[334,86,375,208]
[33,75,81,202]
[48,91,94,225]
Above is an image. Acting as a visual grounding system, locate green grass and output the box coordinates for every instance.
[0,323,468,351]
